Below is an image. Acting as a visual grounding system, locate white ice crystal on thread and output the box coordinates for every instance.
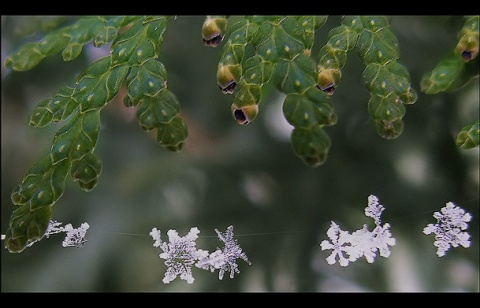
[196,225,251,280]
[150,225,250,284]
[1,220,90,249]
[423,202,472,257]
[320,194,396,266]
[320,221,352,266]
[149,227,206,284]
[61,222,90,248]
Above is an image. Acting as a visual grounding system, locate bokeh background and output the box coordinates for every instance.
[1,15,478,292]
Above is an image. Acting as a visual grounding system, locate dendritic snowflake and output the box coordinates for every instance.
[196,225,251,280]
[320,221,352,266]
[320,194,396,266]
[150,225,250,284]
[1,220,90,249]
[423,202,472,257]
[149,227,207,284]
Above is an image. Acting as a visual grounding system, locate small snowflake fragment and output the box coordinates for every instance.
[423,202,472,257]
[62,222,90,248]
[320,194,396,266]
[44,220,65,238]
[365,194,384,225]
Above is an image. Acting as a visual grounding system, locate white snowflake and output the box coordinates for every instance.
[423,202,472,257]
[320,221,353,266]
[196,225,251,280]
[321,194,396,266]
[150,227,208,284]
[61,222,90,248]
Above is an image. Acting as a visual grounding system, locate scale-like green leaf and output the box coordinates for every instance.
[75,57,129,112]
[125,58,168,104]
[71,152,102,191]
[283,87,336,128]
[5,156,70,253]
[273,54,317,94]
[156,117,188,152]
[456,122,479,149]
[50,111,100,164]
[93,16,131,47]
[356,24,399,64]
[29,99,54,128]
[290,125,331,167]
[29,86,77,128]
[136,89,180,131]
[363,62,417,104]
[111,16,168,66]
[368,91,405,120]
[252,17,305,62]
[4,33,69,71]
[420,52,465,94]
[4,206,52,253]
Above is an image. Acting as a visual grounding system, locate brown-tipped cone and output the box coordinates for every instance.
[217,65,240,94]
[202,16,227,47]
[231,103,258,125]
[317,68,341,95]
[456,34,479,62]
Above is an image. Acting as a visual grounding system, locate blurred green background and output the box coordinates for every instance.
[1,15,478,292]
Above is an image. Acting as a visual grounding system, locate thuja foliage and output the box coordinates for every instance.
[2,15,479,254]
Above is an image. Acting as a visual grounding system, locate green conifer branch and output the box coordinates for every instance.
[3,16,187,253]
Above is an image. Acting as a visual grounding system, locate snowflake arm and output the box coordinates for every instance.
[44,220,66,238]
[365,194,385,226]
[150,227,163,248]
[196,249,226,273]
[372,223,396,258]
[23,220,65,248]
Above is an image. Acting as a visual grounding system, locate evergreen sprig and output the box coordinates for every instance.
[420,16,479,148]
[3,16,188,253]
[206,16,421,166]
